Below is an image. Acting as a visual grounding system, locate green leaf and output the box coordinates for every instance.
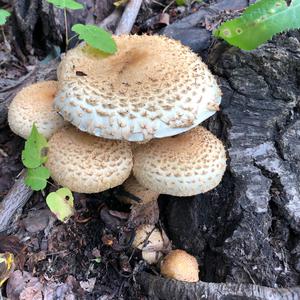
[72,24,117,54]
[46,0,84,10]
[0,9,10,26]
[46,188,75,223]
[21,124,48,169]
[213,0,300,50]
[25,166,50,191]
[176,0,186,5]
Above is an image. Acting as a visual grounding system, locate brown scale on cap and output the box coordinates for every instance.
[54,35,221,141]
[45,126,133,193]
[160,249,199,282]
[133,126,226,196]
[8,81,65,139]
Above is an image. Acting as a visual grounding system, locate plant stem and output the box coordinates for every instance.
[64,8,69,51]
[67,33,79,47]
[1,27,11,51]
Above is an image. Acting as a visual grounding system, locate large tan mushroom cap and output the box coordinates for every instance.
[54,35,221,142]
[161,249,199,282]
[8,81,65,139]
[45,126,133,193]
[118,176,160,205]
[133,126,226,196]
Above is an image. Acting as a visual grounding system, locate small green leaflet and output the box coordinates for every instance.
[213,0,300,50]
[72,24,117,54]
[46,0,84,10]
[0,9,10,25]
[46,188,75,223]
[22,124,48,169]
[25,166,50,191]
[176,0,186,5]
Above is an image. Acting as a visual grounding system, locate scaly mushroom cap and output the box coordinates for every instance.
[8,81,65,139]
[161,249,199,282]
[119,176,160,205]
[54,35,221,142]
[45,126,133,193]
[133,225,164,250]
[133,126,226,196]
[132,225,165,265]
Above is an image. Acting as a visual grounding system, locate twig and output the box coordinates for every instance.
[139,272,300,300]
[64,8,69,50]
[99,8,123,32]
[0,171,33,233]
[115,0,143,35]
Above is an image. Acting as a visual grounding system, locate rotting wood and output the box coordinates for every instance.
[0,171,33,233]
[139,272,300,300]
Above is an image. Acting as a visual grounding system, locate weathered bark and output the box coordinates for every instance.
[0,171,33,233]
[139,272,300,300]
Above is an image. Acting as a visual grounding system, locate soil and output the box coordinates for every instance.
[1,0,300,299]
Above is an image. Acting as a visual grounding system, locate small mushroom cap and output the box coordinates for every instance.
[8,81,65,139]
[142,250,163,265]
[118,176,160,205]
[54,35,221,142]
[133,126,226,196]
[45,126,133,193]
[132,225,164,251]
[160,250,199,282]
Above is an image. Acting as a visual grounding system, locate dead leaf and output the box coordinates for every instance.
[0,252,15,287]
[79,277,96,292]
[6,271,40,300]
[22,209,51,233]
[100,206,127,231]
[159,13,170,25]
[128,200,159,228]
[7,271,77,300]
[101,234,116,247]
[0,236,26,268]
[119,254,132,273]
[0,235,25,255]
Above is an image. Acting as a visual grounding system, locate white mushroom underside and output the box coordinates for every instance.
[54,84,221,142]
[54,36,221,142]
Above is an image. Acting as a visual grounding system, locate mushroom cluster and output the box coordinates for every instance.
[8,34,225,197]
[8,35,226,277]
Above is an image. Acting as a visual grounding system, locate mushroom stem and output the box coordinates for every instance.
[115,0,143,35]
[117,176,160,227]
[0,171,33,233]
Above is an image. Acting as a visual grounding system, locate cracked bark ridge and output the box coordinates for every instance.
[163,34,300,289]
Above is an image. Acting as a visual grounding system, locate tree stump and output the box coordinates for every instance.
[10,0,115,59]
[155,34,300,292]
